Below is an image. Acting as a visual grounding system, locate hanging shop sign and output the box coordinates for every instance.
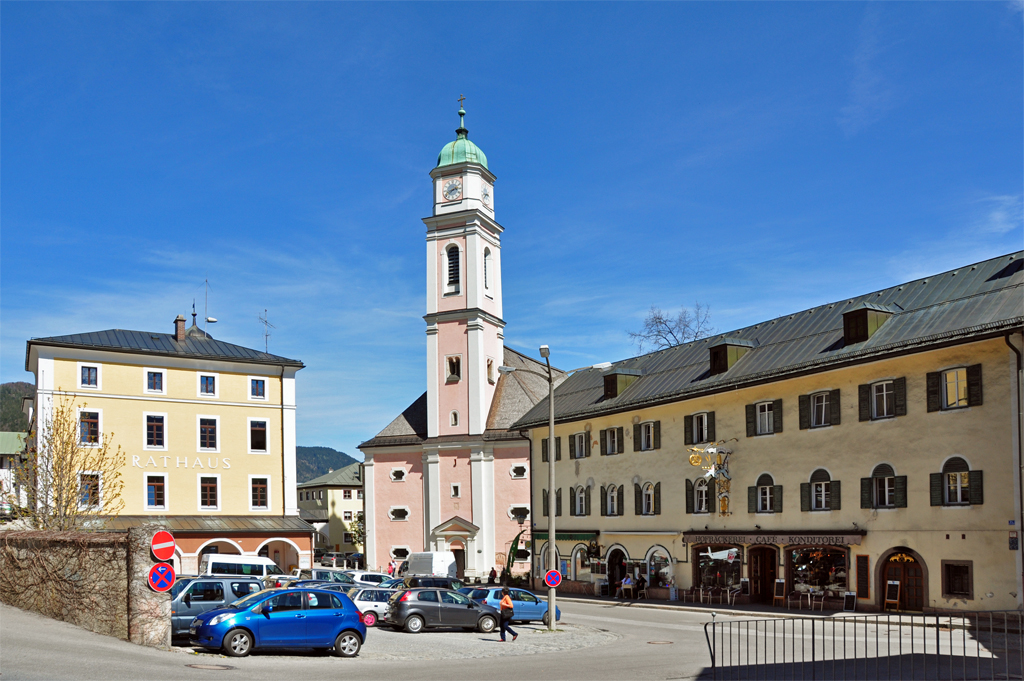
[687,439,738,517]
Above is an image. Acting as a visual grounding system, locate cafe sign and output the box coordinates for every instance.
[683,533,863,546]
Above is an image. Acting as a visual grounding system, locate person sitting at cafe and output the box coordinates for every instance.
[636,574,648,595]
[615,574,634,598]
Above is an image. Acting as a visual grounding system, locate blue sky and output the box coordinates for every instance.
[2,3,1021,457]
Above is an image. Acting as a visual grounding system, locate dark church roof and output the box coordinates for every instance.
[359,346,566,449]
[513,251,1024,429]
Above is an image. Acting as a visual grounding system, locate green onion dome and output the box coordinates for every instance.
[436,108,488,170]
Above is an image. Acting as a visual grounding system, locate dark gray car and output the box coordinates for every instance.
[384,588,497,634]
[170,577,263,636]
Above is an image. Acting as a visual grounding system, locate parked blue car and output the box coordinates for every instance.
[189,587,366,657]
[458,587,561,625]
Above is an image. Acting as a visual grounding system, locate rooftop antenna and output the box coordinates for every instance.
[196,278,218,335]
[258,309,275,353]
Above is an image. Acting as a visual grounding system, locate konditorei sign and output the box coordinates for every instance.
[683,533,863,546]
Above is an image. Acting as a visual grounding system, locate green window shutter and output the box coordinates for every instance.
[685,479,694,514]
[617,427,625,453]
[684,416,694,445]
[829,389,841,426]
[967,364,983,407]
[585,486,592,516]
[585,433,591,457]
[748,486,756,513]
[774,485,783,513]
[895,476,908,508]
[894,377,908,416]
[617,485,625,515]
[556,488,562,516]
[799,395,811,430]
[653,421,661,449]
[858,384,871,422]
[707,411,716,441]
[569,436,576,459]
[861,478,872,508]
[800,483,811,512]
[634,483,642,515]
[745,404,756,437]
[542,438,549,463]
[569,489,576,516]
[929,473,943,506]
[599,429,608,456]
[709,479,717,514]
[926,372,941,412]
[773,399,784,432]
[555,437,562,461]
[600,486,607,516]
[543,490,548,517]
[832,480,841,510]
[633,424,641,451]
[654,482,662,515]
[969,470,983,505]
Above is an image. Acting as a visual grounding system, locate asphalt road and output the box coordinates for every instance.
[0,600,725,680]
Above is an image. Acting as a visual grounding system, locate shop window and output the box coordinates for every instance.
[790,547,848,594]
[647,549,672,588]
[572,547,592,581]
[696,545,741,588]
[941,560,973,599]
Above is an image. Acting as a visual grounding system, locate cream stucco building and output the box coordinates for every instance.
[297,462,364,554]
[513,252,1024,612]
[25,314,313,574]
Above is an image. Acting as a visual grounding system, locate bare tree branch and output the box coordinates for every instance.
[628,302,716,353]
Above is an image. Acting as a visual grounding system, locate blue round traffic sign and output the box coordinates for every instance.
[148,562,175,592]
[544,569,562,588]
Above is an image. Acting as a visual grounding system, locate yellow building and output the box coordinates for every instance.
[25,314,312,574]
[297,462,364,555]
[513,251,1024,612]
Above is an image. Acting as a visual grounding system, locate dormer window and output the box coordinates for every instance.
[708,338,754,376]
[843,303,893,345]
[603,368,642,399]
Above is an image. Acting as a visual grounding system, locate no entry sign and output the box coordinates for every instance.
[150,531,176,562]
[148,563,175,592]
[544,569,562,588]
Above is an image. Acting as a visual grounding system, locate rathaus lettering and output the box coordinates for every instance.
[131,456,231,469]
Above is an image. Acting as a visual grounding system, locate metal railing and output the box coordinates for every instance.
[703,611,1023,680]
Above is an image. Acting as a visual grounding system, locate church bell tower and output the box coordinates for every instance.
[424,105,504,438]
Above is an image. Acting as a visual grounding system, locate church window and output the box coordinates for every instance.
[390,468,406,482]
[446,356,461,382]
[450,410,459,427]
[487,358,495,384]
[451,483,461,498]
[483,248,491,290]
[510,465,527,479]
[389,507,410,521]
[445,246,460,294]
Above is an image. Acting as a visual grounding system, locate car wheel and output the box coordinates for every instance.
[362,611,377,626]
[404,615,425,634]
[477,615,496,633]
[542,611,550,626]
[222,629,253,657]
[333,631,361,658]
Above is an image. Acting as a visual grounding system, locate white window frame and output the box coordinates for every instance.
[77,362,101,391]
[343,510,353,521]
[607,485,618,515]
[248,376,268,401]
[692,413,708,444]
[445,355,462,383]
[756,402,774,435]
[509,463,528,479]
[247,417,269,454]
[946,471,970,505]
[197,473,221,512]
[390,467,407,482]
[811,392,830,428]
[444,245,461,295]
[388,506,411,522]
[642,483,655,515]
[574,432,588,459]
[507,505,531,522]
[143,411,168,451]
[78,471,102,510]
[875,475,896,508]
[248,474,271,512]
[450,483,461,498]
[77,408,103,448]
[390,546,410,560]
[758,478,775,513]
[343,532,354,545]
[197,372,219,399]
[640,422,655,451]
[357,489,363,500]
[694,478,709,514]
[196,415,220,453]
[144,472,168,511]
[811,481,831,510]
[872,381,895,419]
[343,489,352,499]
[575,487,586,515]
[606,428,618,454]
[143,367,166,395]
[943,368,969,410]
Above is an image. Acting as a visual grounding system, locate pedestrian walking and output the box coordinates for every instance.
[488,567,497,584]
[498,586,518,642]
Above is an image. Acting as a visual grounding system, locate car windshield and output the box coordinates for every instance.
[170,579,194,599]
[230,590,271,609]
[266,564,284,575]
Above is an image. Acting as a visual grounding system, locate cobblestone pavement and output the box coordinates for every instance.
[179,620,619,660]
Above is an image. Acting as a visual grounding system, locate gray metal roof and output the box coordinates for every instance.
[513,251,1024,429]
[90,515,314,534]
[26,328,303,369]
[297,462,363,489]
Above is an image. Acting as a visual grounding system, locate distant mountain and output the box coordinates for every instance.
[296,446,359,483]
[1,382,34,432]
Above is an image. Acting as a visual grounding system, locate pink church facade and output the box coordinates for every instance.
[359,108,563,579]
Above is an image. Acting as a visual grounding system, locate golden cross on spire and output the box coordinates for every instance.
[458,94,466,108]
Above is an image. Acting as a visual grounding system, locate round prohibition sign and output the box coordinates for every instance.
[149,563,175,592]
[150,530,176,562]
[544,569,562,588]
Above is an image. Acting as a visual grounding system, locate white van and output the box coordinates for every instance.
[405,551,457,578]
[198,554,285,578]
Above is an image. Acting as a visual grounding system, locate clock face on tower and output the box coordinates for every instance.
[442,178,463,201]
[481,185,491,207]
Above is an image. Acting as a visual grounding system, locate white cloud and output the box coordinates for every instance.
[838,8,895,135]
[973,194,1023,235]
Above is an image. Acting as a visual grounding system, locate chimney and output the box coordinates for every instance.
[174,315,186,341]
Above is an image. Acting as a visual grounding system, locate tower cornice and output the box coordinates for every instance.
[422,209,504,236]
[430,161,496,184]
[423,307,506,328]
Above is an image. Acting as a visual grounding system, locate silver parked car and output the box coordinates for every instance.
[347,587,396,626]
[170,577,262,636]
